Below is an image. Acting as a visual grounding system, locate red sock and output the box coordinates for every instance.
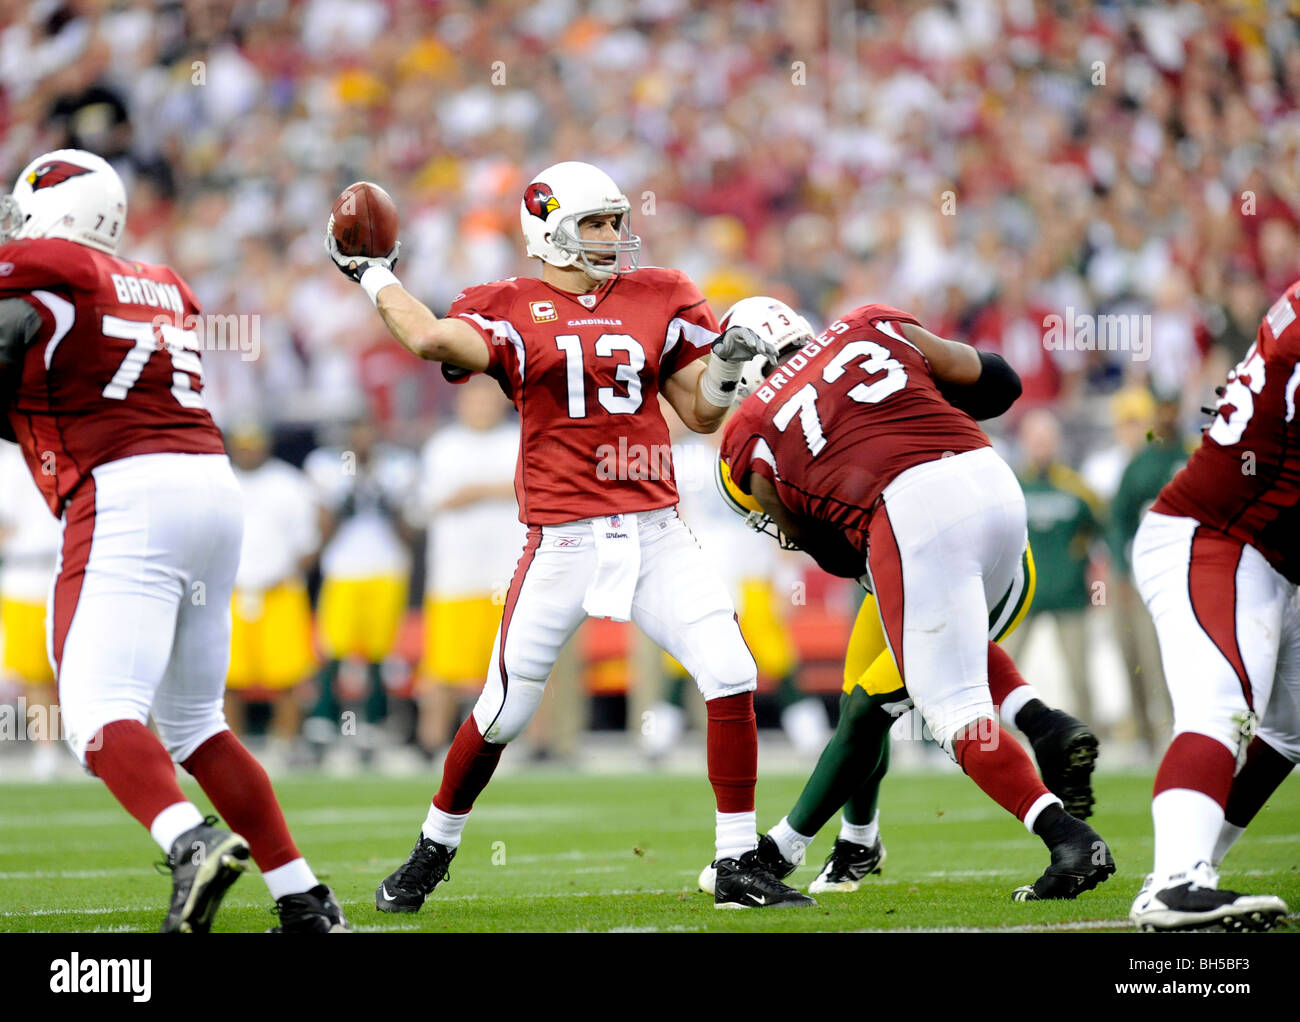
[84,720,189,830]
[986,641,1027,714]
[1153,732,1234,807]
[1225,737,1295,826]
[432,716,506,814]
[181,730,299,871]
[952,721,1052,822]
[706,692,757,813]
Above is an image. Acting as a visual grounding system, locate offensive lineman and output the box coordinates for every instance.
[0,150,346,932]
[719,299,1116,900]
[327,161,812,910]
[701,298,1099,896]
[1126,281,1300,931]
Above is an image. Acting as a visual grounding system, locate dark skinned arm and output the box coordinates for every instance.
[749,472,866,579]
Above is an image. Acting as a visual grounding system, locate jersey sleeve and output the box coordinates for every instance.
[721,405,777,492]
[856,303,923,332]
[659,271,718,381]
[443,282,524,396]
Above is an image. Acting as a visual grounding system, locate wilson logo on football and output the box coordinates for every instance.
[523,182,559,220]
[530,300,557,323]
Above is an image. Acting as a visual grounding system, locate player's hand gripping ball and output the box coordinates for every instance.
[326,181,401,281]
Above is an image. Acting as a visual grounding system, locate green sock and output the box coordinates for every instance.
[774,672,801,712]
[666,674,689,709]
[312,660,341,721]
[787,687,893,837]
[364,662,388,724]
[844,732,890,825]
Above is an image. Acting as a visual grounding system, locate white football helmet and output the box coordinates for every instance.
[720,296,816,399]
[520,161,640,280]
[0,149,127,255]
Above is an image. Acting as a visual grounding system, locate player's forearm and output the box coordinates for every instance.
[689,384,728,433]
[372,282,449,361]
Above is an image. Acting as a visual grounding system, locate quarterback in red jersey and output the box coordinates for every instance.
[328,160,813,910]
[0,150,345,933]
[1126,282,1300,932]
[719,297,1115,901]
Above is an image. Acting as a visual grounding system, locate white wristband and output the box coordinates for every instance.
[700,355,745,408]
[360,265,400,306]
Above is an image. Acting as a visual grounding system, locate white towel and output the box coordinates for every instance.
[582,513,641,621]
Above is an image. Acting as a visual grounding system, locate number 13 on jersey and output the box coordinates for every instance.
[554,333,647,417]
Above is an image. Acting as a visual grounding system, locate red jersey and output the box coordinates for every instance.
[1153,278,1300,583]
[0,238,225,514]
[446,268,715,524]
[721,303,990,551]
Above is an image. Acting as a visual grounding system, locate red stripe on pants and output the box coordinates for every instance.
[52,476,96,672]
[1187,527,1253,709]
[867,501,906,683]
[487,525,542,737]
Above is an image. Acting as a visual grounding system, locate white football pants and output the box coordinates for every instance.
[472,505,757,744]
[53,453,241,764]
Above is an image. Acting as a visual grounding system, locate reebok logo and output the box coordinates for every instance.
[50,954,151,1002]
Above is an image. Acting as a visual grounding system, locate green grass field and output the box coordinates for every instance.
[1,769,1296,933]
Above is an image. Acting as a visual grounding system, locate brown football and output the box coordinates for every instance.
[330,181,399,257]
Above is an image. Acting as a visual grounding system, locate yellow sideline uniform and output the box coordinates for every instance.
[228,583,316,690]
[419,595,502,684]
[318,576,408,663]
[1,598,53,685]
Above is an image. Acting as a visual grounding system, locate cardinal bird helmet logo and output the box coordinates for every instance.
[523,182,560,220]
[26,160,94,191]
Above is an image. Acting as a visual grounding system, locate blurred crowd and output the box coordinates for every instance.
[3,0,1298,436]
[2,0,1300,769]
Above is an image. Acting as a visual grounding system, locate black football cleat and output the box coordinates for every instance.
[809,837,887,894]
[159,816,250,933]
[1130,865,1288,932]
[1013,813,1115,901]
[269,884,351,932]
[376,833,456,913]
[714,848,817,909]
[698,833,796,896]
[1027,710,1098,819]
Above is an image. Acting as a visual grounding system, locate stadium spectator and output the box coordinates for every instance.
[1110,393,1189,754]
[412,375,523,759]
[0,440,62,778]
[224,423,321,766]
[303,418,418,762]
[1004,410,1107,725]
